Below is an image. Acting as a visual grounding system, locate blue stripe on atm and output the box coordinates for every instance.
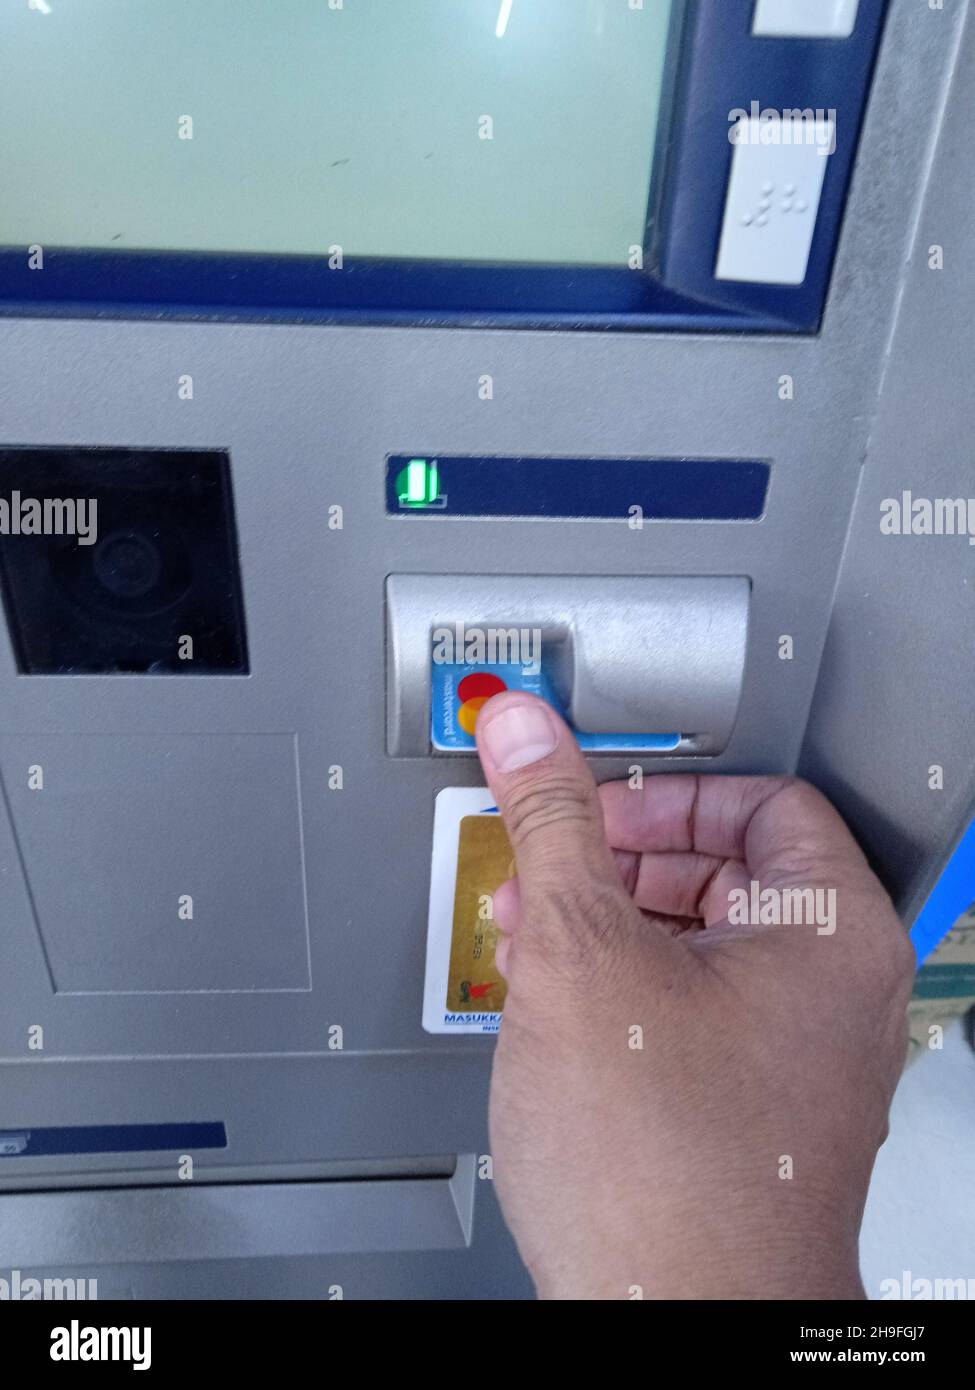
[0,1122,228,1157]
[386,456,770,521]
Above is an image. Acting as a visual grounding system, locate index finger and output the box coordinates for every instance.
[598,775,875,888]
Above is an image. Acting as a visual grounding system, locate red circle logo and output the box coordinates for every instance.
[457,672,507,734]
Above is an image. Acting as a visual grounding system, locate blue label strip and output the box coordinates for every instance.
[0,1122,228,1157]
[388,455,769,521]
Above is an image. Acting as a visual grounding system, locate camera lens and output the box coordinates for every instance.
[92,530,163,600]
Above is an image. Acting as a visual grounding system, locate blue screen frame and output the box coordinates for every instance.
[0,0,887,333]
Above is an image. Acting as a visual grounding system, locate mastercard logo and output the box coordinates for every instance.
[457,672,508,735]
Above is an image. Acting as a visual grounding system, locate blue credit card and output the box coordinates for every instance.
[430,658,681,752]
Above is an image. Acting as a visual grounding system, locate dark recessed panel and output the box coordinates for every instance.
[0,447,247,674]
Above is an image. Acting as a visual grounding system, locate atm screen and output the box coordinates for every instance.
[0,0,674,266]
[0,0,886,329]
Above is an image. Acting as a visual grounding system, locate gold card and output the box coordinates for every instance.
[446,815,515,1013]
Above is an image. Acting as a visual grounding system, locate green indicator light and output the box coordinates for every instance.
[397,458,444,509]
[406,459,427,503]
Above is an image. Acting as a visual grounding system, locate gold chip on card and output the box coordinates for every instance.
[446,815,515,1013]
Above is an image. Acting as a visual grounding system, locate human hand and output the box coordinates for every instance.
[474,691,915,1300]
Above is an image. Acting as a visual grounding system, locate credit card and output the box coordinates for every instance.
[447,814,513,1013]
[431,657,680,752]
[423,787,513,1035]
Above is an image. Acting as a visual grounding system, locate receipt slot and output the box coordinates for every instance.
[386,576,751,759]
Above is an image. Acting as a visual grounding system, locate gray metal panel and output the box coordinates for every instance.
[0,1182,530,1300]
[0,733,309,993]
[0,1161,476,1265]
[0,1153,458,1192]
[0,1055,491,1182]
[800,0,975,923]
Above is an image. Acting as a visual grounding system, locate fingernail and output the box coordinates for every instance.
[480,702,557,773]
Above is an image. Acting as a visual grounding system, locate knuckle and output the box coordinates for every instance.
[502,771,598,849]
[774,776,831,822]
[766,777,867,880]
[523,880,633,987]
[832,888,915,1003]
[882,922,917,996]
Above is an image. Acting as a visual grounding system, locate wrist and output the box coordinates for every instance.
[531,1199,866,1301]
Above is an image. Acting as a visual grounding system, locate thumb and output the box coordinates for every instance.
[474,691,622,901]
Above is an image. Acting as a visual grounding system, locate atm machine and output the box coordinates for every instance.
[0,0,972,1299]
